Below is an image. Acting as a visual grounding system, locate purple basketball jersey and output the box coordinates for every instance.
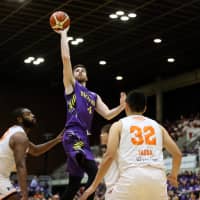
[64,81,97,132]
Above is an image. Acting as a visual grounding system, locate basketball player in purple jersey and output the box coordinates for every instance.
[56,28,126,200]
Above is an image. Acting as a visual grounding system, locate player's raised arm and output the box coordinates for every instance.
[60,30,75,93]
[50,11,74,93]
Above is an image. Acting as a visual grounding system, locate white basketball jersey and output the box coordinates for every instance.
[118,115,164,171]
[0,126,25,178]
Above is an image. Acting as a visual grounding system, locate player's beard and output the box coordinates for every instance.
[22,118,36,128]
[77,76,87,84]
[75,73,87,83]
[78,79,86,84]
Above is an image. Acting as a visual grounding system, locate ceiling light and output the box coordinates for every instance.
[37,57,45,63]
[128,13,137,18]
[24,59,32,64]
[28,57,35,61]
[153,38,162,43]
[24,56,35,64]
[109,14,118,19]
[24,56,45,65]
[76,38,84,43]
[99,60,107,65]
[71,40,79,45]
[116,11,125,16]
[167,58,175,63]
[120,16,129,21]
[33,60,40,65]
[115,76,123,80]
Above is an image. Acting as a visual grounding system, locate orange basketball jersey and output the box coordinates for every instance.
[118,115,164,171]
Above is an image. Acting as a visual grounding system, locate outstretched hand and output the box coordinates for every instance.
[54,27,69,35]
[56,128,65,143]
[120,92,126,108]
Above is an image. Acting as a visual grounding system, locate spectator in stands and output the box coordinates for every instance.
[29,176,39,196]
[167,170,200,200]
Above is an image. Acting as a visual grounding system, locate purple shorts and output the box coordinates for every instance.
[62,129,95,177]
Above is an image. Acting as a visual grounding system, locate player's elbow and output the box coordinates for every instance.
[62,55,70,63]
[173,149,182,160]
[29,148,40,157]
[104,115,112,120]
[104,152,115,162]
[31,152,40,157]
[103,113,113,120]
[177,150,182,158]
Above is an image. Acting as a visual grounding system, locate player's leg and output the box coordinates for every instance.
[61,132,85,200]
[60,154,84,200]
[60,175,82,200]
[76,153,98,200]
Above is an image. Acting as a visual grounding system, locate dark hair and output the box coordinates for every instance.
[101,124,112,133]
[126,90,146,112]
[11,107,26,122]
[73,64,87,73]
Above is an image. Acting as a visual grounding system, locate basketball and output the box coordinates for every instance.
[49,11,70,31]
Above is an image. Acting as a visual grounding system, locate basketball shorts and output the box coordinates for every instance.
[62,129,95,177]
[109,166,168,200]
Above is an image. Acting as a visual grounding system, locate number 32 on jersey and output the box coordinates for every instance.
[130,125,156,145]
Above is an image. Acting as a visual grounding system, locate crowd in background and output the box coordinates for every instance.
[163,113,200,144]
[11,170,200,200]
[167,171,200,200]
